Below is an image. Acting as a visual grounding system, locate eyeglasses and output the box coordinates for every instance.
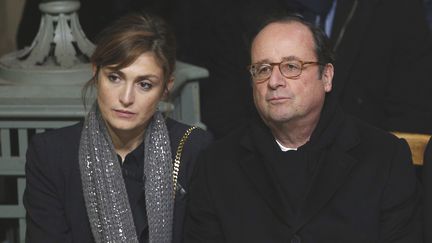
[248,59,321,83]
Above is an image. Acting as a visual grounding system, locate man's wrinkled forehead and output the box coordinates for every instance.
[251,22,316,62]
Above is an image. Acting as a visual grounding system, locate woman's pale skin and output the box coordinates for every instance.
[96,52,174,161]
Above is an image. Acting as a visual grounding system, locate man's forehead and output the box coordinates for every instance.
[254,21,311,42]
[251,22,315,62]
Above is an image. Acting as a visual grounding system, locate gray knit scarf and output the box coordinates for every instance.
[78,102,174,243]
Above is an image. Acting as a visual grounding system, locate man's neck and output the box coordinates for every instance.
[268,115,320,149]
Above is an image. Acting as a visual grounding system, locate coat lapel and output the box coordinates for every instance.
[292,114,361,232]
[292,148,357,232]
[237,105,361,233]
[237,125,292,227]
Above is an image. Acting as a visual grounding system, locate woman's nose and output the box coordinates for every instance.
[119,84,134,106]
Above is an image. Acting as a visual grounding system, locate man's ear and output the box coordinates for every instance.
[322,63,334,93]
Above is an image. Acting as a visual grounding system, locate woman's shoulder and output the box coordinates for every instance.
[30,122,83,147]
[166,118,213,150]
[26,122,83,174]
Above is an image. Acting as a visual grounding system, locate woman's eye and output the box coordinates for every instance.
[107,74,121,82]
[138,81,153,90]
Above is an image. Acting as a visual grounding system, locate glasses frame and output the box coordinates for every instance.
[248,60,322,83]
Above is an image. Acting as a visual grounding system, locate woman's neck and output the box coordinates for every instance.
[108,127,146,162]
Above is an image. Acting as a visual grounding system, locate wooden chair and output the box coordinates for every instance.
[391,131,431,166]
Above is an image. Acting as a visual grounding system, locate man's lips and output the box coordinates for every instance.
[267,96,291,103]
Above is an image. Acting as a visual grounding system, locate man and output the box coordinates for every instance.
[184,15,422,242]
[188,0,432,138]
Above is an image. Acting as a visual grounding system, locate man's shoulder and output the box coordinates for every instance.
[346,115,400,143]
[201,125,249,157]
[342,115,408,156]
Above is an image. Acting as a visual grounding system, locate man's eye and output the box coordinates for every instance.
[283,62,301,71]
[257,65,272,74]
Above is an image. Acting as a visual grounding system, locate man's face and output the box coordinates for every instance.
[251,22,333,128]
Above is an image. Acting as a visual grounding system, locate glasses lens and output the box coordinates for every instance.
[251,64,272,81]
[280,60,302,78]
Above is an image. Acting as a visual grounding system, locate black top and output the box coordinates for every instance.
[269,150,312,221]
[118,142,148,242]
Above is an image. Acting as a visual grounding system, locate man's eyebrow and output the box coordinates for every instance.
[253,56,299,65]
[252,59,272,65]
[281,56,299,61]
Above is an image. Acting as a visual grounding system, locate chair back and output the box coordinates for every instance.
[392,131,431,165]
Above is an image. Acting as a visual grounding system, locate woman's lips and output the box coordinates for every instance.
[113,109,136,118]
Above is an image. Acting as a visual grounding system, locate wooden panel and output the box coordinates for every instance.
[392,131,431,166]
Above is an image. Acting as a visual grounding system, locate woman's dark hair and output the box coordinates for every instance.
[250,13,335,76]
[82,12,176,106]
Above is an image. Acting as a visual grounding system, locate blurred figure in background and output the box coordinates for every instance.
[425,0,432,30]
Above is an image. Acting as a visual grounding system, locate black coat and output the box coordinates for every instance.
[423,137,432,243]
[185,103,422,242]
[331,0,432,133]
[23,118,213,243]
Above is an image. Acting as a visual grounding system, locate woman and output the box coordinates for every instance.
[23,12,212,243]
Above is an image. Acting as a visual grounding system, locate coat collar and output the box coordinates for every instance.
[238,102,360,233]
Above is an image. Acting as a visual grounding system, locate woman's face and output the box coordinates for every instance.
[96,52,173,138]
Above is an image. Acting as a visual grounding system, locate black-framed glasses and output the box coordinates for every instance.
[248,59,322,83]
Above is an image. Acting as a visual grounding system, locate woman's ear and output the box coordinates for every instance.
[92,64,97,77]
[92,64,100,89]
[163,76,175,99]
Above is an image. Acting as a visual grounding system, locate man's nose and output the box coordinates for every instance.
[267,66,286,89]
